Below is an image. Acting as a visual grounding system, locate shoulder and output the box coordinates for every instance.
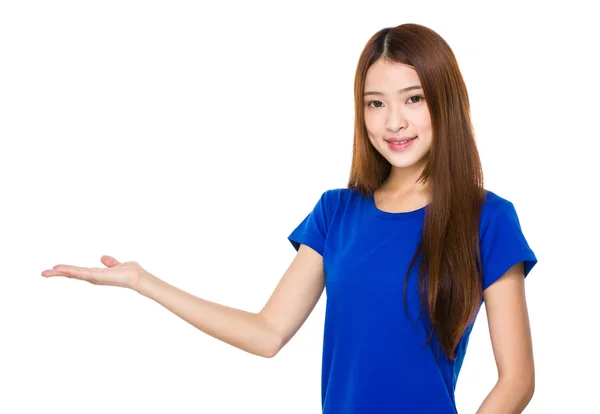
[482,188,513,209]
[479,189,525,237]
[481,189,518,217]
[477,189,538,285]
[320,187,354,204]
[315,187,354,214]
[314,187,362,221]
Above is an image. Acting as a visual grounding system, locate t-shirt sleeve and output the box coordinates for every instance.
[288,190,334,256]
[480,199,538,291]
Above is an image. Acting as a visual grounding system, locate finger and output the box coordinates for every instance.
[52,265,94,281]
[41,265,77,278]
[40,265,70,277]
[41,269,74,278]
[42,269,62,277]
[101,255,121,268]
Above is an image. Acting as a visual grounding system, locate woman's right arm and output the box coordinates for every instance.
[135,244,325,358]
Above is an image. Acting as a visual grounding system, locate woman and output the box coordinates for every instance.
[42,23,537,413]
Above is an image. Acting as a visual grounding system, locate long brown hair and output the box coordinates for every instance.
[347,23,486,360]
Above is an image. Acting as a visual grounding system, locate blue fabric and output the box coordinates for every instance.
[288,188,537,414]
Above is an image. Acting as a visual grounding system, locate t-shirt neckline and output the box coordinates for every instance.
[367,192,428,220]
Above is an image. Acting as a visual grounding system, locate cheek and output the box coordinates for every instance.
[364,113,379,138]
[367,134,376,147]
[363,113,373,130]
[418,110,432,134]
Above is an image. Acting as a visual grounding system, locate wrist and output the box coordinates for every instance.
[133,269,157,296]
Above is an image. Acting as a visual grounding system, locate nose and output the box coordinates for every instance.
[385,105,408,132]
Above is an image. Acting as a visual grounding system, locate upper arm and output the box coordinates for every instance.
[483,262,534,388]
[259,243,325,355]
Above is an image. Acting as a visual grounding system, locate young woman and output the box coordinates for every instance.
[41,23,538,414]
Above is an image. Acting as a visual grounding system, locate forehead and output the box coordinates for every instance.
[364,59,420,90]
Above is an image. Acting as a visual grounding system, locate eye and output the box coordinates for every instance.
[366,100,383,108]
[407,95,424,104]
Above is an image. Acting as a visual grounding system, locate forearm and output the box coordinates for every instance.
[476,377,534,414]
[134,270,281,358]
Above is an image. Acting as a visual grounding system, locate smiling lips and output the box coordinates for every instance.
[385,136,417,151]
[385,136,416,144]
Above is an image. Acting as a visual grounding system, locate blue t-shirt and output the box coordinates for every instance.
[288,188,537,414]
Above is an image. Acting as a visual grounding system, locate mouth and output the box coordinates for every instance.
[385,136,417,151]
[384,136,417,144]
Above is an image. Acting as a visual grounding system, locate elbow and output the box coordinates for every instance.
[519,378,535,409]
[257,321,283,358]
[255,313,283,359]
[262,349,277,359]
[521,369,535,402]
[526,376,535,402]
[262,335,283,359]
[500,371,535,406]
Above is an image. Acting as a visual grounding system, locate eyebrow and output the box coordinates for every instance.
[363,85,422,97]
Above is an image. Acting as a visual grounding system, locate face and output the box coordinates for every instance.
[363,59,433,172]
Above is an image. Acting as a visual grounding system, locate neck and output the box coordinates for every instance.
[380,163,429,196]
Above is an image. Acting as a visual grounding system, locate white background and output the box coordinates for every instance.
[1,1,598,413]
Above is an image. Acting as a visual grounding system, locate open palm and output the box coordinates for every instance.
[41,255,143,290]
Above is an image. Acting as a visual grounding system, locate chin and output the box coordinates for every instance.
[387,160,422,169]
[384,152,429,170]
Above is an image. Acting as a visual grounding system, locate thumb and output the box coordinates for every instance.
[101,255,121,268]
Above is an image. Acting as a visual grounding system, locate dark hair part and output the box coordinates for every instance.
[347,23,486,360]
